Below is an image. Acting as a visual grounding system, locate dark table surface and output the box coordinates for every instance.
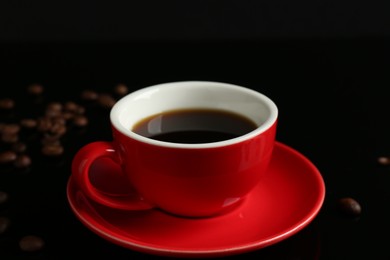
[0,37,387,259]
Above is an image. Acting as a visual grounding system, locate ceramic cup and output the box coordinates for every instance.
[71,81,278,217]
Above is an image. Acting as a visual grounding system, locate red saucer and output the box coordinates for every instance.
[67,142,325,258]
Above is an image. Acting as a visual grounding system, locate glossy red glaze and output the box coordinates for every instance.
[71,141,154,210]
[67,142,326,258]
[71,120,276,217]
[111,121,277,217]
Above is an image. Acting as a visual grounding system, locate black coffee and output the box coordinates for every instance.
[132,109,258,144]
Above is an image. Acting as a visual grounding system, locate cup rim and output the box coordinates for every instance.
[110,81,278,149]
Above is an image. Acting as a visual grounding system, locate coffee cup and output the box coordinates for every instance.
[71,81,278,217]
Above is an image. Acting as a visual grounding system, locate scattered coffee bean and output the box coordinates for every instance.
[20,118,37,129]
[337,197,362,217]
[46,102,63,112]
[45,102,63,118]
[37,118,52,132]
[0,86,106,254]
[0,191,9,204]
[14,155,32,168]
[11,142,27,153]
[42,144,64,156]
[41,134,61,146]
[0,217,11,234]
[0,151,17,164]
[0,98,15,110]
[45,109,62,118]
[377,156,390,165]
[49,123,67,137]
[19,235,45,252]
[1,133,19,143]
[62,112,74,121]
[27,84,44,95]
[114,83,129,96]
[52,116,66,126]
[75,105,85,115]
[64,101,78,112]
[2,124,20,135]
[81,89,98,101]
[73,115,88,127]
[97,93,116,108]
[1,125,20,144]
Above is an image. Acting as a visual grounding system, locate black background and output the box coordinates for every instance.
[0,1,388,259]
[0,0,386,41]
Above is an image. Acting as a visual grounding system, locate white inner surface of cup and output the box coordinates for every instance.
[111,81,278,148]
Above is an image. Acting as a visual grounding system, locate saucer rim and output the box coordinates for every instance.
[67,141,325,257]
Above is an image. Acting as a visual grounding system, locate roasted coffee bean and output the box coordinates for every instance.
[0,98,15,110]
[62,112,74,121]
[20,118,37,129]
[45,109,62,118]
[0,151,17,164]
[41,139,61,146]
[0,217,11,234]
[14,155,32,168]
[12,142,27,153]
[37,118,52,132]
[0,191,9,204]
[27,84,44,95]
[52,116,66,126]
[49,123,67,137]
[1,133,19,143]
[41,134,61,146]
[45,103,63,118]
[337,197,362,217]
[19,235,45,252]
[42,144,64,156]
[2,124,20,135]
[73,115,88,127]
[114,83,129,96]
[97,93,116,108]
[75,105,85,115]
[64,101,78,112]
[46,102,62,112]
[81,89,98,101]
[377,156,390,165]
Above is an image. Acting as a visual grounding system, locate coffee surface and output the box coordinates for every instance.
[132,109,258,144]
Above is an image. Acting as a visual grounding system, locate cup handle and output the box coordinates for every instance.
[71,141,154,210]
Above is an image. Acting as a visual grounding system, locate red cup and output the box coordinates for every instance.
[71,81,278,217]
